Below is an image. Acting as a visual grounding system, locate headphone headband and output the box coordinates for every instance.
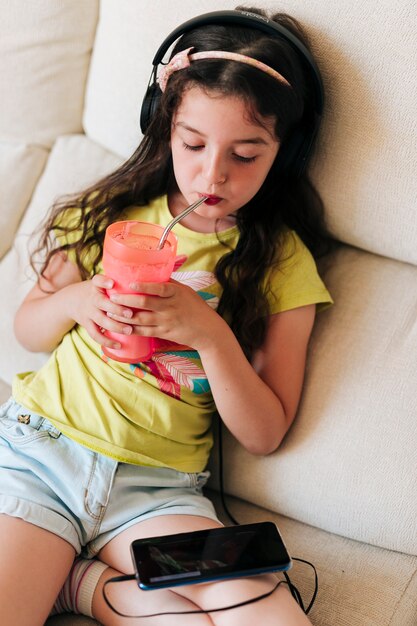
[150,10,323,114]
[140,9,324,177]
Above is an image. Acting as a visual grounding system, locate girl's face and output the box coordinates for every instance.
[169,86,279,231]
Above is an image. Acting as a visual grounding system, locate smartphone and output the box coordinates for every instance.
[130,521,292,590]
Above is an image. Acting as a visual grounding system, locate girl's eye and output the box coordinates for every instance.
[233,154,257,164]
[182,142,204,152]
[182,142,257,164]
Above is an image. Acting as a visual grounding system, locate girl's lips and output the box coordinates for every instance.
[202,195,222,205]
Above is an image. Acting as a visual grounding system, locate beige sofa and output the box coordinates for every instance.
[1,1,416,625]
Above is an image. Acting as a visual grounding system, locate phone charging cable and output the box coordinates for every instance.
[102,559,317,619]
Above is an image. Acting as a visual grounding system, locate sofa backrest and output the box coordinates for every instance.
[0,1,99,148]
[0,0,99,256]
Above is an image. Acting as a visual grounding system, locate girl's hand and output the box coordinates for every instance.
[15,252,135,353]
[106,279,226,351]
[69,274,134,350]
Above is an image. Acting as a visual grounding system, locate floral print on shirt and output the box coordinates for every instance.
[128,269,218,400]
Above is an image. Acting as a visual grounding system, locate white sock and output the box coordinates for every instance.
[51,557,109,617]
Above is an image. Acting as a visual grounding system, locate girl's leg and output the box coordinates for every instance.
[93,565,215,626]
[92,515,311,626]
[51,556,109,616]
[180,572,312,626]
[93,514,221,624]
[0,514,75,626]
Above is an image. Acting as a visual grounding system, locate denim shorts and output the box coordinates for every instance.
[0,398,219,556]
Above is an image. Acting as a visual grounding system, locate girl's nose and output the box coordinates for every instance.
[202,152,227,186]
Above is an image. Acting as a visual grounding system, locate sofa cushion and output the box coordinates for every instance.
[0,134,123,386]
[83,0,417,266]
[83,0,159,159]
[209,246,417,555]
[209,492,417,626]
[0,141,48,259]
[0,379,11,405]
[0,0,99,147]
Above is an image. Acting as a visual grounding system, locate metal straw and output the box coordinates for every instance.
[157,196,208,249]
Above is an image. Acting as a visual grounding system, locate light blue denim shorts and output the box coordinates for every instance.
[0,398,219,556]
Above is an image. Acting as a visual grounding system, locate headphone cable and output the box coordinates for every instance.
[216,413,319,615]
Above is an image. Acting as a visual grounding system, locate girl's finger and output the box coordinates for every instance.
[109,293,165,312]
[92,274,114,290]
[102,301,133,319]
[125,282,175,296]
[94,289,133,319]
[87,321,122,349]
[130,310,158,327]
[93,311,133,336]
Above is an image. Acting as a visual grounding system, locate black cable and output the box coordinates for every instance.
[217,412,239,525]
[103,564,317,618]
[102,575,285,618]
[216,415,319,615]
[292,557,318,614]
[284,571,305,612]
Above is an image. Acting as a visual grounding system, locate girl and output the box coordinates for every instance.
[0,7,332,625]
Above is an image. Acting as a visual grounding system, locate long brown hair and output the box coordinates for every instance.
[31,7,333,359]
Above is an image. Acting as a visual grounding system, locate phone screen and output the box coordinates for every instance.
[130,522,292,590]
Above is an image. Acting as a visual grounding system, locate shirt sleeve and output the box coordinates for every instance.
[266,231,333,315]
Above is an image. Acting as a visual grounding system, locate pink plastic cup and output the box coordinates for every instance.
[101,220,178,362]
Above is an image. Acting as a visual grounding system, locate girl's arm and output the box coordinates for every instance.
[108,281,316,455]
[198,304,316,455]
[14,252,134,353]
[14,252,83,352]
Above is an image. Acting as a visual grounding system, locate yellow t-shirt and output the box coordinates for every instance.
[13,195,332,472]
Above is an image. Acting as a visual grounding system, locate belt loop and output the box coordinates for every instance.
[48,427,61,439]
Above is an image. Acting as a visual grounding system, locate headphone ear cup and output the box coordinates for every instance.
[140,83,162,134]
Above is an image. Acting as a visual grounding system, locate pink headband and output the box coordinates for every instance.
[157,46,291,92]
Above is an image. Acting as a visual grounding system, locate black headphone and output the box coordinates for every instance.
[140,9,324,177]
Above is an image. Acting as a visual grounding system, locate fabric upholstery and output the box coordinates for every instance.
[0,135,122,385]
[209,493,417,626]
[0,0,99,147]
[0,141,48,259]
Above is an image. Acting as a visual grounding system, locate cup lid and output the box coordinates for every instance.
[103,220,177,262]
